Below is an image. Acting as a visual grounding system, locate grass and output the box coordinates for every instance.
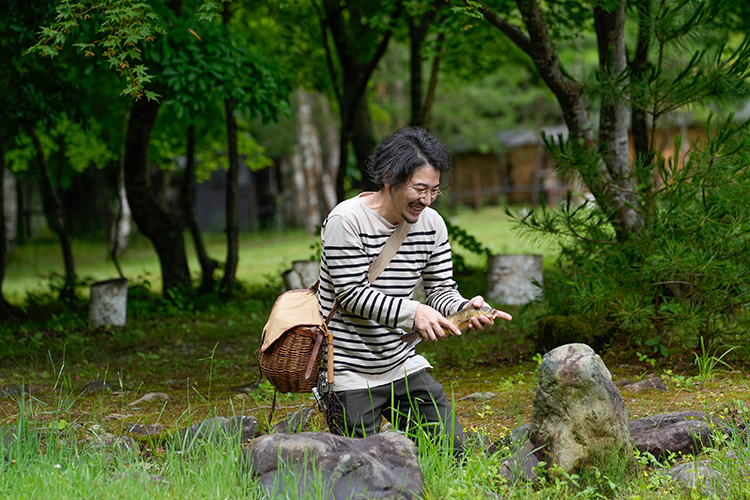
[1,371,749,499]
[3,205,750,498]
[5,204,549,301]
[5,228,320,301]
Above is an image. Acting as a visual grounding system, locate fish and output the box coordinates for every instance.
[400,305,498,344]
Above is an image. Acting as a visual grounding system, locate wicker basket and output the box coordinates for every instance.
[258,325,325,394]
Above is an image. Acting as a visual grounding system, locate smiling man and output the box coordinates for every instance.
[317,127,511,450]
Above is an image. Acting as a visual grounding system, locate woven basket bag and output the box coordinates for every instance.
[256,288,333,394]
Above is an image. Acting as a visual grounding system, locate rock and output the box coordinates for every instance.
[86,432,139,455]
[175,416,259,448]
[498,441,541,484]
[127,392,171,407]
[629,411,733,460]
[529,343,633,473]
[112,471,170,486]
[620,377,667,392]
[459,392,496,402]
[669,459,726,496]
[488,424,530,455]
[271,408,315,434]
[0,384,47,398]
[79,380,113,394]
[127,423,166,436]
[244,431,423,500]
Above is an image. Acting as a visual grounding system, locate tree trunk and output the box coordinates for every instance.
[4,167,16,254]
[181,123,218,294]
[294,90,323,234]
[0,135,18,319]
[26,126,76,300]
[219,96,239,300]
[110,160,132,256]
[594,0,643,235]
[407,5,438,127]
[421,33,445,128]
[124,97,191,292]
[319,93,339,213]
[630,0,652,165]
[219,1,239,300]
[322,0,397,200]
[473,0,645,239]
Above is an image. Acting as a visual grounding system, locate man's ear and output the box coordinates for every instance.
[382,170,392,190]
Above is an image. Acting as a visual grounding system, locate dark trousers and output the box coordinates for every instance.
[335,369,466,451]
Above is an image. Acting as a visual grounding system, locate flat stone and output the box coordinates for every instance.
[244,431,423,500]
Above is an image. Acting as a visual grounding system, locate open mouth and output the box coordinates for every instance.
[408,203,425,215]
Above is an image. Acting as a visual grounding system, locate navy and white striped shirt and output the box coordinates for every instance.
[318,194,468,391]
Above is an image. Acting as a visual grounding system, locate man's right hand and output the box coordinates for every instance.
[414,304,461,342]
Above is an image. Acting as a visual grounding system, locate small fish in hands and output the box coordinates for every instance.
[401,305,499,344]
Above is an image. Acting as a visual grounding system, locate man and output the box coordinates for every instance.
[317,127,512,449]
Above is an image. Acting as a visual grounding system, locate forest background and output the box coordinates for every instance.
[3,0,750,374]
[4,1,750,498]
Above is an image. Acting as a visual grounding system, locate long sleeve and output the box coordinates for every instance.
[318,195,467,391]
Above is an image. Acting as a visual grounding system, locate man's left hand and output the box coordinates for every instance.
[462,296,513,332]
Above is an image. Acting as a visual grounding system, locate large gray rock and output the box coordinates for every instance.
[244,431,423,500]
[629,411,732,460]
[529,343,633,473]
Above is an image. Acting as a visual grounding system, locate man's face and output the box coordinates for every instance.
[385,165,441,224]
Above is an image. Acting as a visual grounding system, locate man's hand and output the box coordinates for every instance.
[462,296,513,333]
[414,303,461,342]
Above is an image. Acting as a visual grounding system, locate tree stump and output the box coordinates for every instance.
[282,260,320,290]
[487,254,543,306]
[89,278,128,327]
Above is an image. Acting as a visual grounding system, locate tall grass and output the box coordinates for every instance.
[2,373,750,499]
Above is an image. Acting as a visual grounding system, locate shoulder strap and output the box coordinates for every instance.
[317,220,411,387]
[368,221,411,283]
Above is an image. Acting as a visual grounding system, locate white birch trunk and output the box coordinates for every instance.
[3,169,16,251]
[295,90,322,235]
[110,163,132,254]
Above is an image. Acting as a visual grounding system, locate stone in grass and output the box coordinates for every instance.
[111,471,170,486]
[78,380,114,395]
[459,392,496,402]
[174,416,260,449]
[0,384,48,398]
[127,392,171,407]
[669,459,727,497]
[529,343,633,474]
[85,431,139,457]
[126,423,166,436]
[629,411,734,460]
[271,407,315,434]
[620,377,668,392]
[244,432,423,500]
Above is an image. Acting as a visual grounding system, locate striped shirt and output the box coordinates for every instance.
[318,193,469,392]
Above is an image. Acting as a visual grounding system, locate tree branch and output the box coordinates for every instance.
[470,0,532,55]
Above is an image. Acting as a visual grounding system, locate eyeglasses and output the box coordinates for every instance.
[406,182,443,200]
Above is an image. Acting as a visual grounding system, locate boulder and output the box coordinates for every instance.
[244,431,423,500]
[529,343,633,473]
[629,411,733,460]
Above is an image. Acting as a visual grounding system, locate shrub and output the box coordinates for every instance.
[513,116,750,354]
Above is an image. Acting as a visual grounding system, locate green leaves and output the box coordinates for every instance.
[27,0,164,100]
